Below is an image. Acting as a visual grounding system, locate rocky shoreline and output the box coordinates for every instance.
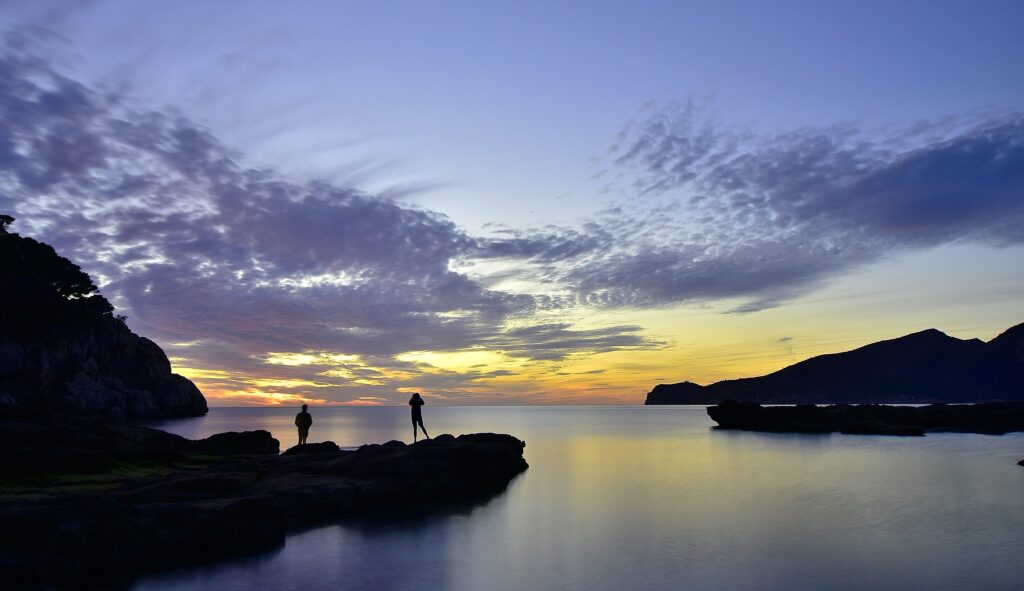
[707,400,1024,436]
[0,409,528,589]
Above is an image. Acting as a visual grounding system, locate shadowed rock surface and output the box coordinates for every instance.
[281,440,343,455]
[0,409,528,589]
[647,322,1024,405]
[707,400,1024,436]
[0,406,275,478]
[1,217,207,418]
[0,316,208,418]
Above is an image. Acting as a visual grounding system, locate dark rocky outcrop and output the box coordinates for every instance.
[1,216,207,418]
[647,323,1024,405]
[0,315,208,418]
[281,440,343,455]
[0,409,528,589]
[193,429,281,455]
[706,400,1024,436]
[0,406,274,476]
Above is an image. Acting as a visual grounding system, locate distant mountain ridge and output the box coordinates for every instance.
[645,323,1024,405]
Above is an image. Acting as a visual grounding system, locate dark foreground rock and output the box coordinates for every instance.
[281,440,343,455]
[0,410,528,589]
[707,400,1024,436]
[0,407,274,477]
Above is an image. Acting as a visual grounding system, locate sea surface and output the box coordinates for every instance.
[134,406,1024,591]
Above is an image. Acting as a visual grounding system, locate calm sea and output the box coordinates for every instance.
[134,406,1024,591]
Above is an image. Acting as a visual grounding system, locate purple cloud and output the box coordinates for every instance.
[0,35,653,395]
[485,101,1024,311]
[5,32,1021,403]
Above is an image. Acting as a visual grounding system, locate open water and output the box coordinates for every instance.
[133,406,1024,591]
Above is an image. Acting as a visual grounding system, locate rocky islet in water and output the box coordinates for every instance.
[707,400,1024,436]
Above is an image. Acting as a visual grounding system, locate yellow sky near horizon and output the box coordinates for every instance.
[169,244,1024,407]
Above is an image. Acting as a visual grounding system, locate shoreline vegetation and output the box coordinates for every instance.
[1,216,206,419]
[0,407,528,589]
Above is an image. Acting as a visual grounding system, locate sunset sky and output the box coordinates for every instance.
[2,0,1023,405]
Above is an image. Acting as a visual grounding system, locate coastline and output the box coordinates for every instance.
[0,409,528,589]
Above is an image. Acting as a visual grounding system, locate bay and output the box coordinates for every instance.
[134,406,1024,591]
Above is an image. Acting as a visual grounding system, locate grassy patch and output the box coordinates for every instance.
[0,454,221,497]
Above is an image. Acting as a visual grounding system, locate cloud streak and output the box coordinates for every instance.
[487,101,1024,311]
[3,33,1022,403]
[0,34,654,402]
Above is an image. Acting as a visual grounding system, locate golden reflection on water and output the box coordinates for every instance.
[140,406,1024,591]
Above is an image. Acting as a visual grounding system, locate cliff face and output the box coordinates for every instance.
[646,381,705,405]
[0,215,207,418]
[0,316,208,418]
[646,324,1024,405]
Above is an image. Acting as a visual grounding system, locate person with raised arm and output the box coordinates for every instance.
[409,392,429,442]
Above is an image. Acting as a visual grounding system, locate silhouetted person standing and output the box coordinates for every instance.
[409,392,429,442]
[295,404,313,445]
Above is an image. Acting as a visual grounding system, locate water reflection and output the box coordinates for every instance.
[137,407,1024,591]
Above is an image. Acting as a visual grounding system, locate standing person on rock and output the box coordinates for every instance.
[295,404,313,445]
[409,392,429,442]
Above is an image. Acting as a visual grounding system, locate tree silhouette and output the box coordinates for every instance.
[1,215,114,330]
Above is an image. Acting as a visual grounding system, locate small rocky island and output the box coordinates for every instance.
[707,400,1024,436]
[0,218,529,588]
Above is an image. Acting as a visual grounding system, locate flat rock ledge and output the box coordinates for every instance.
[707,400,1024,436]
[0,411,527,589]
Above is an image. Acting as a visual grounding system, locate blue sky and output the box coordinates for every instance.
[11,0,1023,229]
[2,0,1023,404]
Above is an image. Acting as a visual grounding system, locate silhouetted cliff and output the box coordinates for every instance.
[646,323,1024,405]
[0,215,207,418]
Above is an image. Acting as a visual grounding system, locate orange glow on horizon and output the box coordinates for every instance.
[339,397,388,406]
[193,383,333,406]
[167,263,1023,407]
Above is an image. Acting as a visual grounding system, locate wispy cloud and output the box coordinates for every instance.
[4,30,1022,404]
[483,100,1024,312]
[0,33,657,403]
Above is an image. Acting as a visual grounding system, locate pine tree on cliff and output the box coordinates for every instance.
[0,214,114,332]
[0,214,208,417]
